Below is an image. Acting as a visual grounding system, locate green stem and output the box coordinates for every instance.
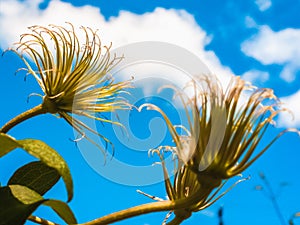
[81,200,175,225]
[81,188,213,225]
[0,104,46,133]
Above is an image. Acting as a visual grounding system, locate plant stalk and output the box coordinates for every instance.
[0,104,46,133]
[261,174,287,225]
[81,188,213,225]
[81,200,175,225]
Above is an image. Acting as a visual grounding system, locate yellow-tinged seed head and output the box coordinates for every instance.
[10,23,132,153]
[147,75,297,224]
[156,75,287,180]
[187,76,284,179]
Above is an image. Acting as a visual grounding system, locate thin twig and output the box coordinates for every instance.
[259,173,287,225]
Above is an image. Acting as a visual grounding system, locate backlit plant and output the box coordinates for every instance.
[0,24,298,225]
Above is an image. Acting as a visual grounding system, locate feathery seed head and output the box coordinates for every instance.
[145,75,296,223]
[10,23,132,153]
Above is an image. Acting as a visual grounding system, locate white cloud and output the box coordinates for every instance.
[1,0,299,128]
[241,25,300,82]
[242,69,269,83]
[0,0,234,86]
[245,16,258,28]
[278,90,300,128]
[255,0,272,11]
[0,0,105,48]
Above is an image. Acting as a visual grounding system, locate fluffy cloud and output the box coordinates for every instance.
[277,90,300,128]
[242,69,269,83]
[0,0,234,87]
[241,25,300,82]
[245,16,258,28]
[1,0,298,128]
[0,0,106,48]
[255,0,272,11]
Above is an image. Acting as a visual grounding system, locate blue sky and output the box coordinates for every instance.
[0,0,300,225]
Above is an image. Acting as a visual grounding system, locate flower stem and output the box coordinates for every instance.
[81,200,176,225]
[81,190,211,225]
[0,104,46,133]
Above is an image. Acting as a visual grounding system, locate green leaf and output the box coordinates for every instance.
[44,199,77,224]
[0,133,73,201]
[9,184,44,204]
[0,185,43,225]
[8,161,60,196]
[18,139,73,202]
[0,133,21,157]
[0,185,77,225]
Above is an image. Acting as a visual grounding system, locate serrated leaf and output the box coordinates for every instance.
[8,161,60,196]
[18,139,73,202]
[0,133,21,157]
[44,199,77,224]
[0,185,43,225]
